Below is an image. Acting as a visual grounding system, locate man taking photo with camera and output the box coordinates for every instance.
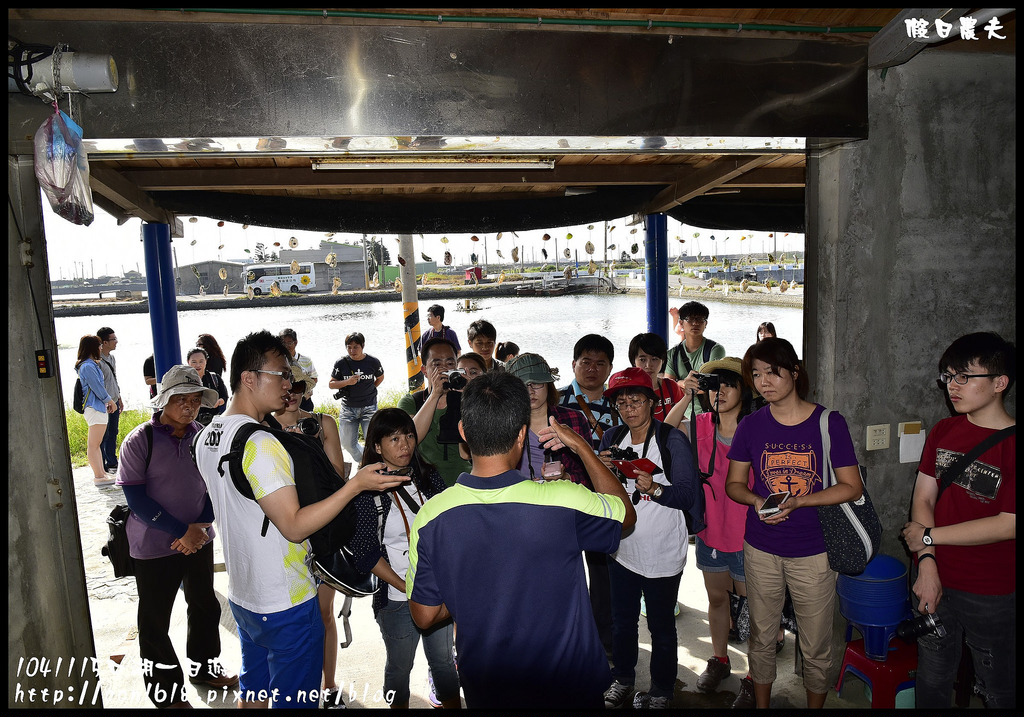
[398,338,471,487]
[329,332,384,463]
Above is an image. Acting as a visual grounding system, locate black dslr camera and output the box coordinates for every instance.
[694,372,721,392]
[896,611,946,641]
[608,445,639,461]
[443,369,468,391]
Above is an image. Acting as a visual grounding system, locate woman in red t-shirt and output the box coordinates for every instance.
[628,333,685,424]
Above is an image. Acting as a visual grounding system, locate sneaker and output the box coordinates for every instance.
[321,687,346,709]
[731,677,755,709]
[632,691,671,709]
[426,668,441,708]
[696,656,731,693]
[603,680,634,709]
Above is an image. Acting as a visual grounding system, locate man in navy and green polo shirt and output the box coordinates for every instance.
[406,372,637,709]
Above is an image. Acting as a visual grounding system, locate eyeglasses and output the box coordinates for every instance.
[254,369,291,381]
[683,316,707,325]
[525,382,548,393]
[614,397,650,411]
[288,380,307,394]
[939,372,999,385]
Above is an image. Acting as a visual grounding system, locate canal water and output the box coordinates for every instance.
[55,294,803,410]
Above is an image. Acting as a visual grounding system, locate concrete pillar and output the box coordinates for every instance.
[398,234,424,392]
[8,155,101,707]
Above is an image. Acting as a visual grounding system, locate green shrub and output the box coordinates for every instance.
[65,406,151,467]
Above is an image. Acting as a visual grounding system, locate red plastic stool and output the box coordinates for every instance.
[835,637,917,709]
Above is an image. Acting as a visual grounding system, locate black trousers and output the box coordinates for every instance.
[585,550,613,652]
[134,542,222,707]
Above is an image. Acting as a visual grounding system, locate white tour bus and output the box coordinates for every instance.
[242,262,316,295]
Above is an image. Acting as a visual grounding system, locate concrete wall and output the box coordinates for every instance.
[806,50,1015,572]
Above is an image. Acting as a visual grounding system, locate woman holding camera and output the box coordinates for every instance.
[725,338,862,709]
[506,353,594,485]
[270,363,349,707]
[597,368,700,709]
[348,408,462,709]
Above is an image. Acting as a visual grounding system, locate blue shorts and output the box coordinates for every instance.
[695,535,745,583]
[229,597,325,708]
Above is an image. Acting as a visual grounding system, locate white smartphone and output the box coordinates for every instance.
[758,491,791,516]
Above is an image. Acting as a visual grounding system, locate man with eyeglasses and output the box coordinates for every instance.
[194,330,404,708]
[97,326,123,473]
[665,301,727,416]
[558,334,619,448]
[901,332,1016,709]
[398,337,472,487]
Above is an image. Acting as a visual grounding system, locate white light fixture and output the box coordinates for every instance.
[311,156,555,171]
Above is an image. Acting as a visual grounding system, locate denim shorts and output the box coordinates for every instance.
[695,535,745,582]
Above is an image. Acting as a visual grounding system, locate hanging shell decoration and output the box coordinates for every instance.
[497,270,506,284]
[217,221,225,227]
[767,253,775,263]
[511,247,520,263]
[444,251,453,266]
[243,248,251,254]
[189,216,198,223]
[421,252,433,262]
[566,232,573,240]
[496,249,504,259]
[218,244,225,250]
[693,232,700,238]
[273,242,281,247]
[332,276,342,295]
[470,252,478,265]
[780,280,789,293]
[588,259,597,275]
[470,235,480,242]
[325,252,337,268]
[630,228,638,234]
[397,256,406,266]
[246,286,254,300]
[585,241,595,254]
[563,248,571,259]
[677,238,686,244]
[630,243,639,254]
[270,282,282,297]
[289,237,299,248]
[541,248,548,260]
[607,244,616,251]
[290,260,300,274]
[496,232,503,240]
[587,224,594,230]
[223,285,229,297]
[191,266,202,280]
[441,236,449,244]
[768,233,774,238]
[218,268,228,280]
[609,225,616,232]
[542,233,551,241]
[394,277,402,292]
[190,239,197,246]
[326,232,335,237]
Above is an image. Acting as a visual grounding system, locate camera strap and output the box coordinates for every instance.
[936,424,1015,503]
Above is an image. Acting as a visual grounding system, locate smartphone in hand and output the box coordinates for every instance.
[757,491,791,516]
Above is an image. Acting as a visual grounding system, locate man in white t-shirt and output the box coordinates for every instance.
[194,330,404,708]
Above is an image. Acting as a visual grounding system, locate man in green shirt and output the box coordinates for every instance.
[665,301,727,416]
[397,337,471,487]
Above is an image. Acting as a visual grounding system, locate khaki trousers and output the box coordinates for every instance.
[743,542,837,694]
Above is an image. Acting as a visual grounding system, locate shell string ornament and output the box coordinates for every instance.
[325,252,337,268]
[290,260,300,274]
[444,251,453,266]
[511,246,520,263]
[585,241,595,255]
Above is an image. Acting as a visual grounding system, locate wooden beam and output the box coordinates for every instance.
[722,167,805,188]
[115,164,715,191]
[643,155,783,214]
[89,165,184,235]
[868,8,970,69]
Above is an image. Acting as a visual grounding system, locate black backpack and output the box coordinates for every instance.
[100,424,154,578]
[73,378,87,414]
[209,422,357,561]
[604,421,707,535]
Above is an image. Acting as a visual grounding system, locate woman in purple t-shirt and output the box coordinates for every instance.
[725,338,862,709]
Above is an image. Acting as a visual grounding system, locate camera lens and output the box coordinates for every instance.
[298,417,320,436]
[895,613,943,641]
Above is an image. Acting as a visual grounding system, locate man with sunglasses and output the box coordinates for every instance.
[665,301,726,416]
[901,332,1016,709]
[194,330,404,708]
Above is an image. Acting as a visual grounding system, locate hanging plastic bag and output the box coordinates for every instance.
[34,106,95,225]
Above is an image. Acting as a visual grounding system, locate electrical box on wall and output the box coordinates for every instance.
[866,424,890,451]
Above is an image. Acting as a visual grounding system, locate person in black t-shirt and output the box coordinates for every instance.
[329,332,385,462]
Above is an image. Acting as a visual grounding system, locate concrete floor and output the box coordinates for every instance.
[77,464,957,710]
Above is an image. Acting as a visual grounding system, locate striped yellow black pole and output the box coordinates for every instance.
[398,234,425,392]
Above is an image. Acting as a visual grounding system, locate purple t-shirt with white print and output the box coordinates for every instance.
[729,404,858,558]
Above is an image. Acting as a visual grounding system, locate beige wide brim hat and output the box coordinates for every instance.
[151,365,220,409]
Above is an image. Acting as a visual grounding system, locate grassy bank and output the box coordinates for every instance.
[63,387,409,467]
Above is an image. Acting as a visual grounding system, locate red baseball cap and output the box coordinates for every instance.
[603,367,657,401]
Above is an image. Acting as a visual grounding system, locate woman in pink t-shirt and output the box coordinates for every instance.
[682,358,758,703]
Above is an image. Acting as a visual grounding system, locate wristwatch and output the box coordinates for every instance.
[650,484,664,499]
[922,527,933,546]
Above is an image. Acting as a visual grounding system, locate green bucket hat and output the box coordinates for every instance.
[506,353,560,384]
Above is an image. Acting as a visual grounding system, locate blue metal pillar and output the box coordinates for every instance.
[645,213,669,342]
[142,223,182,382]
